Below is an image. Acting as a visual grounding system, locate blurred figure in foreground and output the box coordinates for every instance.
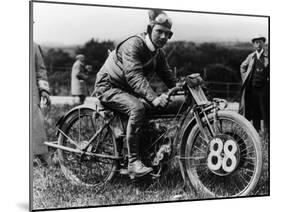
[32,43,51,166]
[239,35,269,137]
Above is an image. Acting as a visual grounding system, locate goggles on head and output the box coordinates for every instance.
[150,13,172,29]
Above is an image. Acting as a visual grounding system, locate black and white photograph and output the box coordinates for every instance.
[30,0,269,211]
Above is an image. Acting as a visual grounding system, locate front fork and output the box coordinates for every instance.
[193,104,217,142]
[192,102,240,176]
[193,98,228,141]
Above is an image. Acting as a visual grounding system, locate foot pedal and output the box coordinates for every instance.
[119,169,138,180]
[129,174,136,180]
[120,168,129,175]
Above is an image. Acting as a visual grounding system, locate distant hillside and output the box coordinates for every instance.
[41,44,80,58]
[41,39,255,100]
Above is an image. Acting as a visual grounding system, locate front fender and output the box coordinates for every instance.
[175,112,197,183]
[177,115,197,157]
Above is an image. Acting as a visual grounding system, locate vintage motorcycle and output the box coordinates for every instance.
[45,73,262,197]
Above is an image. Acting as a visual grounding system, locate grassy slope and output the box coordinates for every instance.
[32,105,269,210]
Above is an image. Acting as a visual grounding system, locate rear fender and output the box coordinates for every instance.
[56,105,96,136]
[56,97,106,130]
[56,103,124,139]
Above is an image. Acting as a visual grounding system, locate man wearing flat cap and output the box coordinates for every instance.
[94,10,185,178]
[239,35,269,137]
[71,54,89,104]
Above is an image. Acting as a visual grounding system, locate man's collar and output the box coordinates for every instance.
[255,49,264,59]
[145,34,156,52]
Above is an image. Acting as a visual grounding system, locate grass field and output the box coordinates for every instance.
[32,105,269,210]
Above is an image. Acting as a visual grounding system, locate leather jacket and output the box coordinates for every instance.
[94,33,177,102]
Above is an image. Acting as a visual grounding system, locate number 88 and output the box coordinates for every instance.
[207,138,238,173]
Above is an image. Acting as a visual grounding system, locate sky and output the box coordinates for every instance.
[33,1,269,46]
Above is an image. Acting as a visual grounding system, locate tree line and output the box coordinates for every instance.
[41,38,256,101]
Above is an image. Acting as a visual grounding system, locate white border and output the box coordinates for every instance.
[1,0,279,212]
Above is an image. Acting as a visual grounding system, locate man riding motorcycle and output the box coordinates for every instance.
[94,10,185,178]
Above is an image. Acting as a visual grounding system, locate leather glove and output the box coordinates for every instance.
[152,93,169,107]
[40,91,51,108]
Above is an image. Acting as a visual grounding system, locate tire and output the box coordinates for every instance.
[57,107,118,187]
[182,110,262,197]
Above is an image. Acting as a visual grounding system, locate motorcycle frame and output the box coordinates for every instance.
[45,84,218,183]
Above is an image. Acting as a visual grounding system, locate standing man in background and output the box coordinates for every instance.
[71,54,89,104]
[32,43,51,166]
[239,35,269,137]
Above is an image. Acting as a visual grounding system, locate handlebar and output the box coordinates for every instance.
[167,86,182,98]
[165,74,205,104]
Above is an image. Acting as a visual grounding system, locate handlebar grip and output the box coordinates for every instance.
[167,86,182,98]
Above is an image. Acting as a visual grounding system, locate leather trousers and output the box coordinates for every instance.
[99,87,187,162]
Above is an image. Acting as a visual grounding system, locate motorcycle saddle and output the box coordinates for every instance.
[84,97,110,113]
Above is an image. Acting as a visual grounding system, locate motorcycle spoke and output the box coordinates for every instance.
[240,167,255,174]
[238,172,250,186]
[241,151,257,158]
[199,135,210,144]
[241,156,256,162]
[181,156,206,160]
[240,159,256,166]
[240,146,255,154]
[193,145,206,154]
[191,163,209,173]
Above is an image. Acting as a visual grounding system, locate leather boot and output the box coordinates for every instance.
[128,160,153,179]
[126,133,152,179]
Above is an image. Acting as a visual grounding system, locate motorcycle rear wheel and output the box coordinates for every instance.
[57,107,118,188]
[182,110,262,197]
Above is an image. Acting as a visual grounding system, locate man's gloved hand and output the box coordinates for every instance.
[152,93,169,107]
[40,91,51,108]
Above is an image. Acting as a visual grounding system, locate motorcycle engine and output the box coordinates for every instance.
[140,118,177,167]
[152,137,172,166]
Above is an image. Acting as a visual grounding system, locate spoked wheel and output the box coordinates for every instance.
[57,107,118,187]
[182,110,262,197]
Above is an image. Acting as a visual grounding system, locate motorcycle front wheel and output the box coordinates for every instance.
[182,110,262,197]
